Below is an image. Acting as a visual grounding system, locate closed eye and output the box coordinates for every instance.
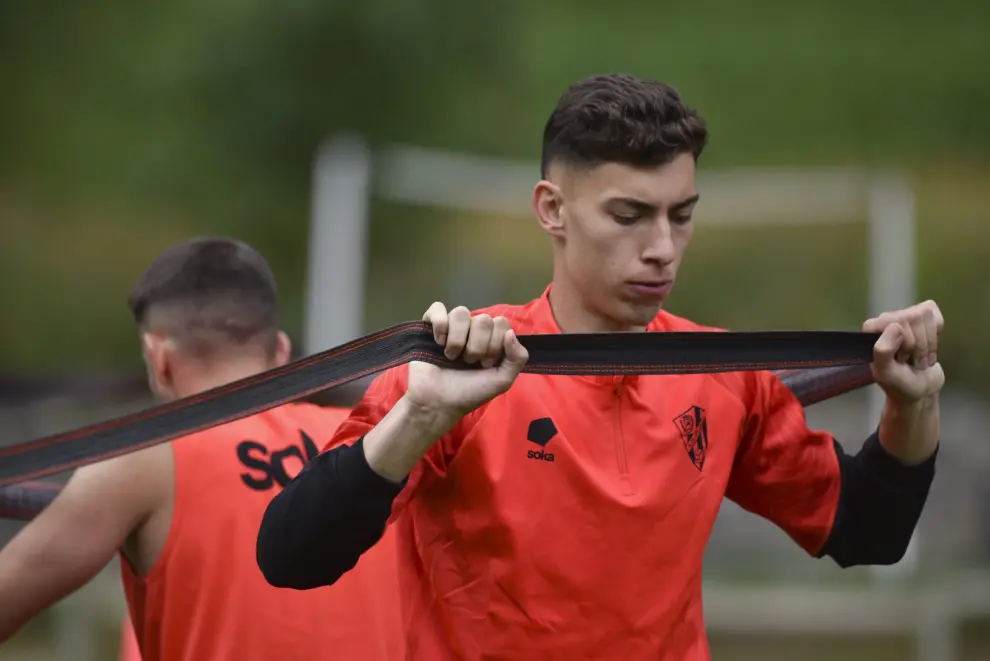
[669,194,700,225]
[612,213,643,225]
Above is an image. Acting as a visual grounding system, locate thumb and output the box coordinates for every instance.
[496,330,529,382]
[873,323,904,365]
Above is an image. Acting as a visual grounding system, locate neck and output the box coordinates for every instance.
[547,273,648,334]
[170,358,273,399]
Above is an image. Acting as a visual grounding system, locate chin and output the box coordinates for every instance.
[617,301,663,330]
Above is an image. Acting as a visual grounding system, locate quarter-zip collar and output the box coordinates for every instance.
[527,284,673,389]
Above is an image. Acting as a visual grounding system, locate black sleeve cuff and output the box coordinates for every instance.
[856,430,938,492]
[333,436,408,503]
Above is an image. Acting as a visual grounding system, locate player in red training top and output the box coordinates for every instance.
[0,237,403,661]
[258,73,943,661]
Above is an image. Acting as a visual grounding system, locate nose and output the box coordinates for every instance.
[641,217,676,266]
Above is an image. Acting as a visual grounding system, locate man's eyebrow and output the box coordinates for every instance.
[607,194,700,213]
[671,193,700,212]
[606,197,658,214]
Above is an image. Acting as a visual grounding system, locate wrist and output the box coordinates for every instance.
[398,394,462,438]
[362,395,461,484]
[879,393,939,466]
[885,392,938,418]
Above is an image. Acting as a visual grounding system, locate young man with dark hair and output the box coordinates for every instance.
[257,73,943,660]
[0,237,404,661]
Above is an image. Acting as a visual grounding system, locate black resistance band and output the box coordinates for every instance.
[0,322,878,516]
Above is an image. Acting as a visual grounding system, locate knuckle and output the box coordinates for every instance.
[493,317,513,337]
[447,309,469,328]
[488,332,504,351]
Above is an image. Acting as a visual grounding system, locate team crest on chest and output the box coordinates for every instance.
[673,405,708,471]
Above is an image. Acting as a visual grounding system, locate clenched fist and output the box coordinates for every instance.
[405,302,529,425]
[864,300,945,405]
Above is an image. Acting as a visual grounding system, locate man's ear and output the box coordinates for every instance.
[140,332,175,401]
[532,179,566,239]
[273,331,292,367]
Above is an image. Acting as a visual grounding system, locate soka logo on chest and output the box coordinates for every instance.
[526,417,558,462]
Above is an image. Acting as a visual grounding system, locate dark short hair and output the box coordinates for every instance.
[128,236,280,351]
[540,73,709,178]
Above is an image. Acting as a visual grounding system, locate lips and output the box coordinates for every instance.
[626,280,673,298]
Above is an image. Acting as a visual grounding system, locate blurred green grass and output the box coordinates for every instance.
[1,0,987,392]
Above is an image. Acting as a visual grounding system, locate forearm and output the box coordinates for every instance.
[0,586,53,643]
[363,394,457,482]
[257,392,458,588]
[0,591,34,643]
[878,394,939,465]
[819,430,937,568]
[256,438,404,589]
[0,571,33,642]
[0,553,77,642]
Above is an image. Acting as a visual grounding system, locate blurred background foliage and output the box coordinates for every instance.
[1,0,988,394]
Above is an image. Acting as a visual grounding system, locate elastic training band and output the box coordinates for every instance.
[0,321,878,491]
[0,363,875,521]
[0,481,63,521]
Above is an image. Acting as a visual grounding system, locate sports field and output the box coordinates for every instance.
[1,0,987,659]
